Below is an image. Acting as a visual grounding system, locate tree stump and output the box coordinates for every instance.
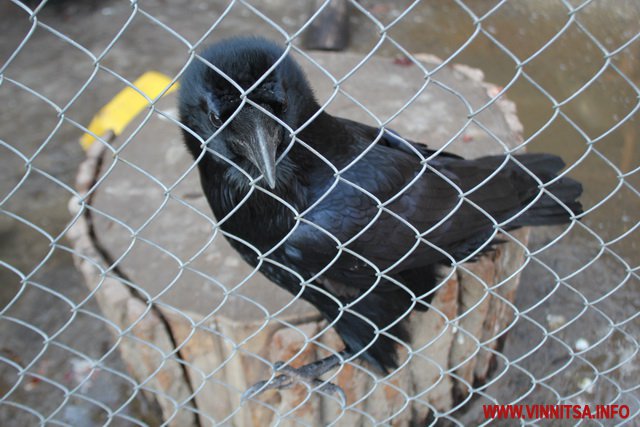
[68,51,528,426]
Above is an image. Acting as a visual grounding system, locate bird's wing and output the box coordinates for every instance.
[281,120,535,295]
[281,137,466,293]
[335,117,463,160]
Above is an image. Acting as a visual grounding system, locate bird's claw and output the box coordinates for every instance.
[241,361,346,406]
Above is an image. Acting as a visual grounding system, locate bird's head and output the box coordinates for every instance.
[179,37,316,190]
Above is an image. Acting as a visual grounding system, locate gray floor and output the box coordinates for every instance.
[1,0,638,425]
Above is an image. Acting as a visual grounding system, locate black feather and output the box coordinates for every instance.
[178,37,583,372]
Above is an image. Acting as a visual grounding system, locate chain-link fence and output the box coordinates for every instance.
[1,0,638,425]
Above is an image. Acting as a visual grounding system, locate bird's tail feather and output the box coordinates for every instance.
[507,153,583,227]
[453,153,582,228]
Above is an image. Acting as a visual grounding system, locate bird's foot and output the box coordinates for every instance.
[241,353,347,405]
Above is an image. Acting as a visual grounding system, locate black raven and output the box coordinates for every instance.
[178,37,582,401]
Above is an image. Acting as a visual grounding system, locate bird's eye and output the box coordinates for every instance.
[209,112,223,128]
[269,99,287,114]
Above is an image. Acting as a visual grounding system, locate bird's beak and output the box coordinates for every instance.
[245,120,279,189]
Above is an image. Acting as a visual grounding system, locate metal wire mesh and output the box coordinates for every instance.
[1,0,638,425]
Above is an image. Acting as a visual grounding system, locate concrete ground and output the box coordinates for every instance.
[1,0,638,425]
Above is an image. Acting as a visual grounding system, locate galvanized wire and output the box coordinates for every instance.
[1,0,638,426]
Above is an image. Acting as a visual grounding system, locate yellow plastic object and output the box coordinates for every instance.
[80,71,179,150]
